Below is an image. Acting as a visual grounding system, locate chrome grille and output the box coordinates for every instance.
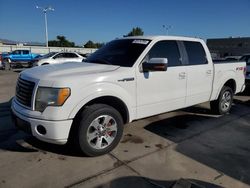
[16,77,35,108]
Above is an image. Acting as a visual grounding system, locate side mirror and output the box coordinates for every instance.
[142,58,168,72]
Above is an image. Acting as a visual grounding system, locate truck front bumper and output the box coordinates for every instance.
[11,102,73,145]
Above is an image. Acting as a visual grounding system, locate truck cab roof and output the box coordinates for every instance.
[121,35,204,42]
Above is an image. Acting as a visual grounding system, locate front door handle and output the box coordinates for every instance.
[118,77,135,82]
[206,70,212,75]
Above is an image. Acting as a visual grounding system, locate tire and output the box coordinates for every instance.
[72,104,124,156]
[210,86,233,115]
[4,58,11,70]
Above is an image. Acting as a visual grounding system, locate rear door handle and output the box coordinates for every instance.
[179,72,186,79]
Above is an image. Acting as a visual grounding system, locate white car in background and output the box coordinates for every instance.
[31,52,86,66]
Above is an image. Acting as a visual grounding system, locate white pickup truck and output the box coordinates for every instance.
[11,36,246,156]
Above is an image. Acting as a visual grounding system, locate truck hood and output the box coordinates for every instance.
[21,62,120,83]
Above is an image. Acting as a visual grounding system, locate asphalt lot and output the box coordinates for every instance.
[0,70,250,188]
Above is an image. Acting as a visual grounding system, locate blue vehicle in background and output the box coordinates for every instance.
[3,50,41,69]
[5,50,40,61]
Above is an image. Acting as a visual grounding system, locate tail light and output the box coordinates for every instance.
[237,66,247,78]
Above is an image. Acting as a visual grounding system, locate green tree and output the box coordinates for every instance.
[48,35,75,47]
[95,42,104,48]
[84,40,104,48]
[124,27,144,37]
[84,40,95,48]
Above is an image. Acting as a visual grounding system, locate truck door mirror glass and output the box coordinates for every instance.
[142,58,168,72]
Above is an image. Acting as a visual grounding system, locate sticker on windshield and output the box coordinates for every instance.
[132,40,149,45]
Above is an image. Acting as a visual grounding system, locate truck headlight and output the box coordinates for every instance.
[35,87,71,112]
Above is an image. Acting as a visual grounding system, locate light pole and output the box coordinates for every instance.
[36,5,54,47]
[162,25,172,35]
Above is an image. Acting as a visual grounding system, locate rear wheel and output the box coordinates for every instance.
[73,104,124,156]
[210,86,233,115]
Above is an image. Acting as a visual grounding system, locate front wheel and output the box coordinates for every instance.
[210,86,233,115]
[73,104,124,156]
[4,58,11,70]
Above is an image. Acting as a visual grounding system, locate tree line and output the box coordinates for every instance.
[48,27,144,48]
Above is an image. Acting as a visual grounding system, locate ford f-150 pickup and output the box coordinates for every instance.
[11,36,246,156]
[3,50,40,69]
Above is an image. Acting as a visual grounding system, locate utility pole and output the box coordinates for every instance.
[36,6,55,47]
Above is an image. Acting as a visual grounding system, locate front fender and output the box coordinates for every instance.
[68,82,136,122]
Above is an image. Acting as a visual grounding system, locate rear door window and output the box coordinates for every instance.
[22,50,29,55]
[184,41,207,65]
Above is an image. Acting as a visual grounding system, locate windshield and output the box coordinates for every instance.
[86,39,151,67]
[41,52,57,58]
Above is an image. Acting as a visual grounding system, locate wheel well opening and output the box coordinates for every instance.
[224,79,236,93]
[75,96,129,124]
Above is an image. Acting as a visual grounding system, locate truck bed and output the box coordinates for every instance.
[210,61,246,101]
